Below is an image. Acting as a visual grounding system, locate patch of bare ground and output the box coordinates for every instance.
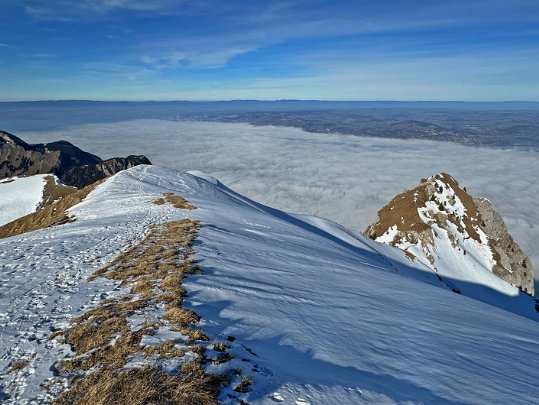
[6,360,30,374]
[364,182,430,243]
[0,178,106,239]
[52,197,229,404]
[154,192,196,210]
[364,173,491,249]
[38,175,77,209]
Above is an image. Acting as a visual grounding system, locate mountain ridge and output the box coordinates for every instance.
[0,130,151,188]
[2,165,538,404]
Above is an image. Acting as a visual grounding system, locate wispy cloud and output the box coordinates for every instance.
[141,47,256,69]
[24,0,193,20]
[31,53,56,58]
[7,0,539,100]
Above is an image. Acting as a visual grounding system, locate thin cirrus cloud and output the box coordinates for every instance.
[24,0,178,18]
[18,119,539,291]
[1,1,538,100]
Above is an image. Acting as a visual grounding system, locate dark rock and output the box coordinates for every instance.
[0,130,152,188]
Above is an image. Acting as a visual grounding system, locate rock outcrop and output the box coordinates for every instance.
[474,197,534,294]
[365,173,535,295]
[61,155,151,188]
[0,130,151,188]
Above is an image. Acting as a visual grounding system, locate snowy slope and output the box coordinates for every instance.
[0,175,48,226]
[0,165,538,404]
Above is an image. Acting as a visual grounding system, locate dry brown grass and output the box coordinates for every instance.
[234,376,253,393]
[178,328,210,342]
[52,198,223,403]
[38,175,77,209]
[163,192,196,210]
[153,192,196,210]
[165,307,201,326]
[53,366,219,405]
[6,359,30,373]
[144,340,186,359]
[364,173,489,249]
[212,352,234,365]
[212,341,229,353]
[364,182,430,243]
[0,178,106,239]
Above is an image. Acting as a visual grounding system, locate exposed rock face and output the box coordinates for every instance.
[0,132,59,178]
[365,173,535,295]
[61,155,151,188]
[474,197,534,294]
[0,130,151,188]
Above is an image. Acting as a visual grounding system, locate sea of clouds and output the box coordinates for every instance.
[20,119,539,289]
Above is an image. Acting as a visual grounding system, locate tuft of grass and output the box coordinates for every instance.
[179,328,210,342]
[163,192,196,210]
[6,359,30,373]
[234,376,253,393]
[53,366,219,405]
[212,352,234,365]
[165,307,200,326]
[144,340,186,359]
[212,341,229,353]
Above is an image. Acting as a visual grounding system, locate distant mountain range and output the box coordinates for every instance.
[2,101,539,148]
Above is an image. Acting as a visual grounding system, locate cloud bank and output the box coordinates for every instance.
[20,119,539,288]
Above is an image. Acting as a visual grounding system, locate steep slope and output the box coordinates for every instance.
[0,166,538,404]
[0,130,151,188]
[0,174,77,227]
[0,175,49,226]
[365,173,535,298]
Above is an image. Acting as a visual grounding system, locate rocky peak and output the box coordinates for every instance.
[0,130,152,189]
[0,131,35,149]
[365,173,535,295]
[61,155,152,188]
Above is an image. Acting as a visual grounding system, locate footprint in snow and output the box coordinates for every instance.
[270,392,284,402]
[295,399,311,405]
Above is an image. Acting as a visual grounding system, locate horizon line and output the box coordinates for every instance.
[1,99,539,104]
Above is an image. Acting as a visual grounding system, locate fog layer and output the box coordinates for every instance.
[20,119,539,289]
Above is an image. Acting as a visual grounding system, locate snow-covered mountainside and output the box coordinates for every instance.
[0,174,78,228]
[0,175,48,226]
[1,166,538,404]
[365,173,535,300]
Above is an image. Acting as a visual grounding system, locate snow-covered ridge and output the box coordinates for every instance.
[1,166,538,404]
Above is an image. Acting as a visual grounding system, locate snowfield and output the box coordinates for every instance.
[0,165,538,404]
[0,175,48,226]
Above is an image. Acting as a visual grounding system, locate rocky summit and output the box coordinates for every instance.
[0,130,151,188]
[365,173,535,296]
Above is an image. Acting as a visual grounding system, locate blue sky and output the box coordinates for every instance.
[1,0,538,101]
